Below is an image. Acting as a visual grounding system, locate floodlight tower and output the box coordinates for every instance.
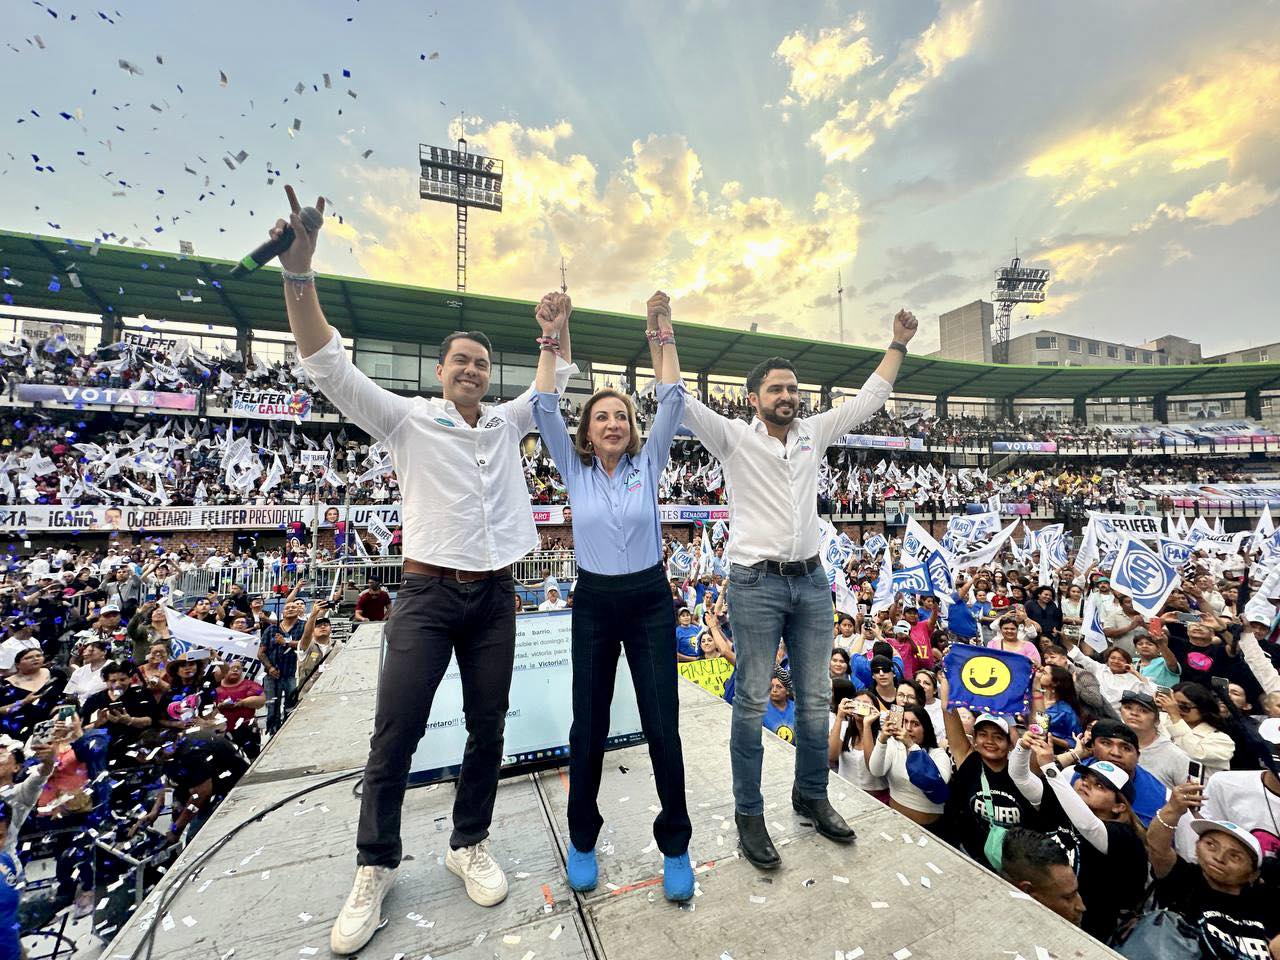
[991,253,1049,363]
[419,131,505,292]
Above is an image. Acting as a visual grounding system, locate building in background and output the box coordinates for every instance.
[1205,341,1279,364]
[937,300,994,363]
[999,330,1204,367]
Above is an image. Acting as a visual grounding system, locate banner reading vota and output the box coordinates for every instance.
[836,434,926,451]
[15,384,198,411]
[991,440,1058,453]
[229,388,313,421]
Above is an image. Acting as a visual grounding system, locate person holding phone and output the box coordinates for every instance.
[1143,783,1277,958]
[1157,682,1235,781]
[868,703,950,826]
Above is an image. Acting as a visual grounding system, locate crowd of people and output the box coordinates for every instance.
[0,533,399,949]
[662,527,1280,955]
[1,330,1272,516]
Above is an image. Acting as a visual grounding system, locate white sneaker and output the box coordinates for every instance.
[445,839,509,906]
[329,865,396,955]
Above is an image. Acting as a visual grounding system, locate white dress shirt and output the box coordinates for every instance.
[681,374,892,566]
[301,330,575,571]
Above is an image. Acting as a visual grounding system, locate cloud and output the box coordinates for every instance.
[1025,45,1280,205]
[774,14,881,104]
[326,118,865,340]
[1182,178,1280,226]
[1015,233,1126,317]
[861,242,957,295]
[808,0,985,163]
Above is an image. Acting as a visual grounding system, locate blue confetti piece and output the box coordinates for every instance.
[48,279,60,292]
[342,68,351,77]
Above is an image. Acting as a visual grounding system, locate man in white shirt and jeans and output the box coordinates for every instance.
[269,186,577,956]
[679,305,918,869]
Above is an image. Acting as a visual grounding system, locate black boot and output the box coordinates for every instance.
[734,812,781,870]
[792,787,856,844]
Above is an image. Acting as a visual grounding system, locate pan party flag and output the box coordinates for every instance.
[942,642,1034,717]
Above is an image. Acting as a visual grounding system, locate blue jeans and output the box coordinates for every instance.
[726,562,832,816]
[264,672,297,734]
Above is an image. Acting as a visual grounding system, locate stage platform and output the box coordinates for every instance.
[104,624,1117,960]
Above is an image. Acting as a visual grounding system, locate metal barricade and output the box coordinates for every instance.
[510,550,576,585]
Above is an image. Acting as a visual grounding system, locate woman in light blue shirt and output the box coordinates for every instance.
[530,290,693,902]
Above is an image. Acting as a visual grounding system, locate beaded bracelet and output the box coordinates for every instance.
[536,335,561,353]
[281,269,316,302]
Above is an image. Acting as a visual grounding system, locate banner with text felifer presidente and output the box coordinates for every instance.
[5,501,731,533]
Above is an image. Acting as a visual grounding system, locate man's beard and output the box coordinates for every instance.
[762,403,795,427]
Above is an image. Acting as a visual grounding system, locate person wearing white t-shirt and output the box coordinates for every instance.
[538,586,567,611]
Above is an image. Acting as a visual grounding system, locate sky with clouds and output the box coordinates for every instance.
[4,0,1278,355]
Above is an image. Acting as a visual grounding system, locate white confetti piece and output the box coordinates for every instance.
[299,950,318,957]
[902,833,913,844]
[642,839,658,854]
[832,874,849,884]
[917,835,928,846]
[893,950,912,960]
[161,914,175,932]
[260,871,271,880]
[749,895,767,904]
[896,872,909,886]
[920,877,931,889]
[880,832,894,841]
[520,953,535,960]
[297,913,312,922]
[1035,949,1051,960]
[181,916,197,928]
[846,950,864,960]
[549,924,563,941]
[925,862,943,875]
[720,953,734,960]
[870,901,888,909]
[503,935,521,945]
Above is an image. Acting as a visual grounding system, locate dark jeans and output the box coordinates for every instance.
[357,571,516,867]
[568,564,691,856]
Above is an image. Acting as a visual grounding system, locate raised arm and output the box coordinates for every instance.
[274,186,414,442]
[938,673,973,766]
[498,292,577,436]
[808,309,918,449]
[529,294,579,472]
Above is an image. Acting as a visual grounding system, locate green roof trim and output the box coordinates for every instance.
[4,228,1280,401]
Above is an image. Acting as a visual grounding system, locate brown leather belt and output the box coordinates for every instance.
[403,558,510,583]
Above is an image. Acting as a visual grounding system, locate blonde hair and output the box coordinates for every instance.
[575,389,642,466]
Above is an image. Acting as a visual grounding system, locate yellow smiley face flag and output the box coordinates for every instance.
[943,643,1033,716]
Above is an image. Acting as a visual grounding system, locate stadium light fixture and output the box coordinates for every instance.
[419,137,505,292]
[991,254,1050,363]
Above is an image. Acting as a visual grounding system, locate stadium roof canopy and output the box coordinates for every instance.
[4,228,1280,401]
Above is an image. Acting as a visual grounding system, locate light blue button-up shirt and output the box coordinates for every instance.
[531,383,685,576]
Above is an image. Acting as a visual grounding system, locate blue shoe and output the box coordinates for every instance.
[662,852,695,902]
[566,844,598,892]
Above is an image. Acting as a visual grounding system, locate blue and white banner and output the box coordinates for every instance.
[1080,592,1108,652]
[1157,536,1195,567]
[1111,536,1180,617]
[863,534,889,556]
[892,563,933,594]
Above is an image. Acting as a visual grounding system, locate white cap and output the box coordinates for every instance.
[1080,759,1131,795]
[100,603,121,614]
[973,713,1010,736]
[893,620,911,635]
[1258,717,1280,745]
[1188,818,1263,866]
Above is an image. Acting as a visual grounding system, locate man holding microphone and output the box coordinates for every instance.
[267,185,578,956]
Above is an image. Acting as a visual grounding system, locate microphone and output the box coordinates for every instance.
[230,206,324,278]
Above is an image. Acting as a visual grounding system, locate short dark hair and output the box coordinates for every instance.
[439,330,493,364]
[1001,827,1070,886]
[745,356,796,396]
[100,660,131,680]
